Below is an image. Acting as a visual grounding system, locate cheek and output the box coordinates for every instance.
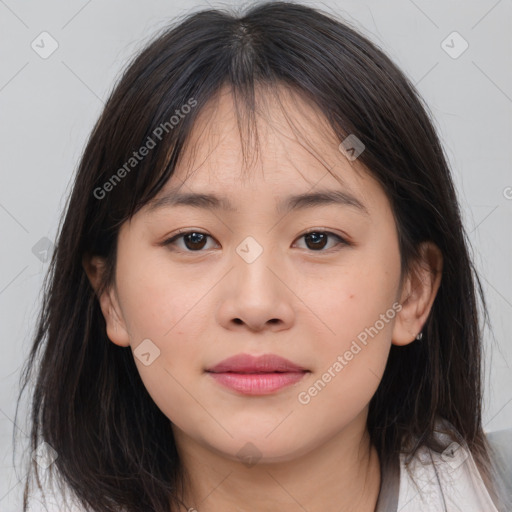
[116,251,211,342]
[114,256,209,405]
[295,276,397,430]
[305,255,400,349]
[123,293,206,430]
[299,241,400,402]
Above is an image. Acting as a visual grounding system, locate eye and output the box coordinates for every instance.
[162,230,217,251]
[161,229,348,252]
[294,230,348,252]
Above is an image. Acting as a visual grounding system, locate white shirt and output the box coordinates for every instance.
[375,420,507,512]
[396,441,500,511]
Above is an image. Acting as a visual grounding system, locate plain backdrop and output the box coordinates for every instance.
[1,0,511,510]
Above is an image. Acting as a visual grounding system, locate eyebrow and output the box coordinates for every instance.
[147,187,369,216]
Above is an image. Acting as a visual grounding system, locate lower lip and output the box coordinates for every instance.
[207,371,307,395]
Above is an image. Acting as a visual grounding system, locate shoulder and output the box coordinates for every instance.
[485,427,512,500]
[396,419,507,512]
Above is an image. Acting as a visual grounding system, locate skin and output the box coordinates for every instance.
[84,85,443,512]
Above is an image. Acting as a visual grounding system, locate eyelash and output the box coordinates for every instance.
[161,229,349,253]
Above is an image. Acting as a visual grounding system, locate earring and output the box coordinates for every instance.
[415,332,423,341]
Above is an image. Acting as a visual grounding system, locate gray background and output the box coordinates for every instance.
[1,0,511,510]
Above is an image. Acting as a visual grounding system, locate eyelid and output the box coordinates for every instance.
[161,228,211,242]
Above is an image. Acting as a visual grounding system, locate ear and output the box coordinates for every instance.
[392,241,443,346]
[82,253,131,347]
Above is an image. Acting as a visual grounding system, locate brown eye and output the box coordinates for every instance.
[163,231,216,251]
[304,232,328,250]
[296,231,347,252]
[182,232,208,250]
[162,229,348,253]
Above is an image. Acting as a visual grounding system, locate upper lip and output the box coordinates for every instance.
[206,353,309,373]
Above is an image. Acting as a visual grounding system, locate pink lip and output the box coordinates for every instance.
[207,353,307,373]
[206,353,309,395]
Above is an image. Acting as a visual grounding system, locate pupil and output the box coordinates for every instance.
[307,232,326,250]
[186,232,206,250]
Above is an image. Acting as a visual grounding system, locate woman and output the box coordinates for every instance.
[16,2,511,510]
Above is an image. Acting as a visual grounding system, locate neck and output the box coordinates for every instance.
[172,414,381,512]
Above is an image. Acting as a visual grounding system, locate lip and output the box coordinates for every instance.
[206,353,308,373]
[205,353,309,395]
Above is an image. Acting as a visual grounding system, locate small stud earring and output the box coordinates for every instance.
[415,332,423,341]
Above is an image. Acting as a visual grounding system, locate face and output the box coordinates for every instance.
[88,85,432,465]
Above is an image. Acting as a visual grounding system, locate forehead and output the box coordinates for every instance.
[153,84,382,215]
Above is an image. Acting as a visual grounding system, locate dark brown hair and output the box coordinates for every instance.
[14,1,509,511]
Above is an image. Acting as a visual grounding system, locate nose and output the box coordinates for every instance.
[215,240,295,333]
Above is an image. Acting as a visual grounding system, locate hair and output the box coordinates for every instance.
[14,1,509,511]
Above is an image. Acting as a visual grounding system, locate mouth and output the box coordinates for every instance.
[205,353,310,395]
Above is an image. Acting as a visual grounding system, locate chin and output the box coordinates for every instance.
[204,429,317,466]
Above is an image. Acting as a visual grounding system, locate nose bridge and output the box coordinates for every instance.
[212,204,299,331]
[233,233,280,291]
[226,229,297,317]
[216,232,293,331]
